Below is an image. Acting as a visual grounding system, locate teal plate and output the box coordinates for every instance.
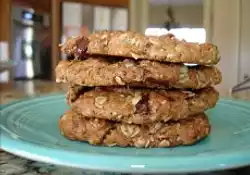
[1,94,250,174]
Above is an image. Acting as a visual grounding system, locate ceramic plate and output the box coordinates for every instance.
[1,94,250,174]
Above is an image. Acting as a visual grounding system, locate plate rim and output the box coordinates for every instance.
[1,95,250,173]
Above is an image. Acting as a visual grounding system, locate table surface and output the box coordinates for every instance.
[0,80,250,175]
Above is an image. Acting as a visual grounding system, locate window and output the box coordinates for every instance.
[145,28,206,43]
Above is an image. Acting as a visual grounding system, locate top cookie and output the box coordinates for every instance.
[60,31,220,65]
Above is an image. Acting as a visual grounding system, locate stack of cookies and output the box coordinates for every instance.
[55,31,222,148]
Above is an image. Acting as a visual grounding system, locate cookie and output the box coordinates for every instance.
[59,110,210,148]
[69,87,218,124]
[60,31,220,65]
[55,57,222,89]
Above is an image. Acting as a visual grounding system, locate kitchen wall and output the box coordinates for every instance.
[204,0,250,94]
[149,5,203,27]
[63,3,83,27]
[62,2,85,37]
[62,2,128,37]
[239,0,250,82]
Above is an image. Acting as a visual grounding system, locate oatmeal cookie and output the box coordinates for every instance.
[55,57,221,89]
[60,31,220,65]
[70,87,218,124]
[59,110,210,148]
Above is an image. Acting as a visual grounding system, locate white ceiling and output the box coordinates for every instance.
[149,0,202,6]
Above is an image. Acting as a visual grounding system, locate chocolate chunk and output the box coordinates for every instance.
[145,78,170,88]
[75,36,89,57]
[66,54,75,60]
[135,93,149,114]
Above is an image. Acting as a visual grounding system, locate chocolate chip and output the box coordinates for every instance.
[66,54,75,60]
[135,93,149,114]
[166,96,175,101]
[75,36,89,57]
[145,78,170,88]
[145,42,152,48]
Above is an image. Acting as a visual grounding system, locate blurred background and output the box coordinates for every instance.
[0,0,249,96]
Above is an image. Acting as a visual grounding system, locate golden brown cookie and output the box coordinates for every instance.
[60,31,220,65]
[69,87,218,124]
[55,57,221,89]
[59,110,210,148]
